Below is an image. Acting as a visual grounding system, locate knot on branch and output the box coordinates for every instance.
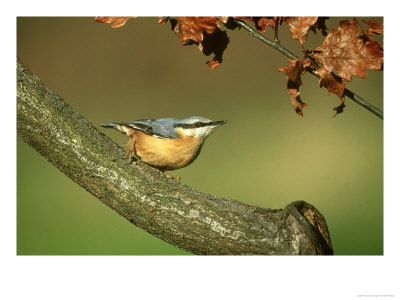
[282,201,333,255]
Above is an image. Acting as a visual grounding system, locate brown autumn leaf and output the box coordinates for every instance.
[158,17,168,24]
[206,60,221,70]
[219,17,229,24]
[232,17,282,35]
[256,17,281,33]
[363,20,384,36]
[176,17,219,44]
[332,102,346,117]
[256,17,282,39]
[160,17,228,69]
[200,28,229,69]
[310,18,383,81]
[95,17,135,28]
[311,17,329,36]
[278,59,306,85]
[165,17,227,69]
[278,59,310,116]
[287,89,308,117]
[284,17,318,45]
[315,67,345,98]
[315,67,346,117]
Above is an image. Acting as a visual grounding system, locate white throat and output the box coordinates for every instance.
[181,126,214,138]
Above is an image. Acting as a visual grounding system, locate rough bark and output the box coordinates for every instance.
[16,58,333,255]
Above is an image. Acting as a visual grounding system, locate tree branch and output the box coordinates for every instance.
[17,58,333,255]
[233,19,384,120]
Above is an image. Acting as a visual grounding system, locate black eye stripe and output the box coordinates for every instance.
[174,122,210,129]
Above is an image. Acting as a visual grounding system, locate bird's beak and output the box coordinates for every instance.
[210,120,227,127]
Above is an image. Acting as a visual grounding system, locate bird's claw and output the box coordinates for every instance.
[163,172,181,181]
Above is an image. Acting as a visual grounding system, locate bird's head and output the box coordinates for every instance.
[173,116,226,139]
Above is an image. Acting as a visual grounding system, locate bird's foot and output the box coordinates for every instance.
[127,150,139,163]
[163,172,181,181]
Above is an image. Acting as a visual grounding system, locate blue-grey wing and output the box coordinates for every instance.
[122,119,178,139]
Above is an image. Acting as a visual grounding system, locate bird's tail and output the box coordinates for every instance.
[100,123,119,128]
[100,123,133,136]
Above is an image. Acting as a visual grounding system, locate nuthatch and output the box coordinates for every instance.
[101,116,226,171]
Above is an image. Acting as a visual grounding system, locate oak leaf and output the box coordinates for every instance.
[284,17,318,45]
[311,17,329,36]
[219,17,229,24]
[315,67,346,117]
[166,17,227,69]
[260,17,280,31]
[257,17,282,39]
[95,17,135,28]
[315,67,345,98]
[176,17,219,44]
[363,20,384,36]
[158,17,168,24]
[311,18,383,81]
[278,59,310,116]
[206,60,221,70]
[256,17,281,33]
[201,28,229,69]
[233,17,281,35]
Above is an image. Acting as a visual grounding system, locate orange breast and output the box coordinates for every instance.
[132,129,204,171]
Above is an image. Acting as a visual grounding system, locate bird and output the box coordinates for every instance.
[101,116,226,172]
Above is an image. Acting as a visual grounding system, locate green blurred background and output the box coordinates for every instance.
[17,17,383,255]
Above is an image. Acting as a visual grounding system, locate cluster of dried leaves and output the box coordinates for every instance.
[95,16,383,117]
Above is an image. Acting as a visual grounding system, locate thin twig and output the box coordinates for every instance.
[233,19,383,120]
